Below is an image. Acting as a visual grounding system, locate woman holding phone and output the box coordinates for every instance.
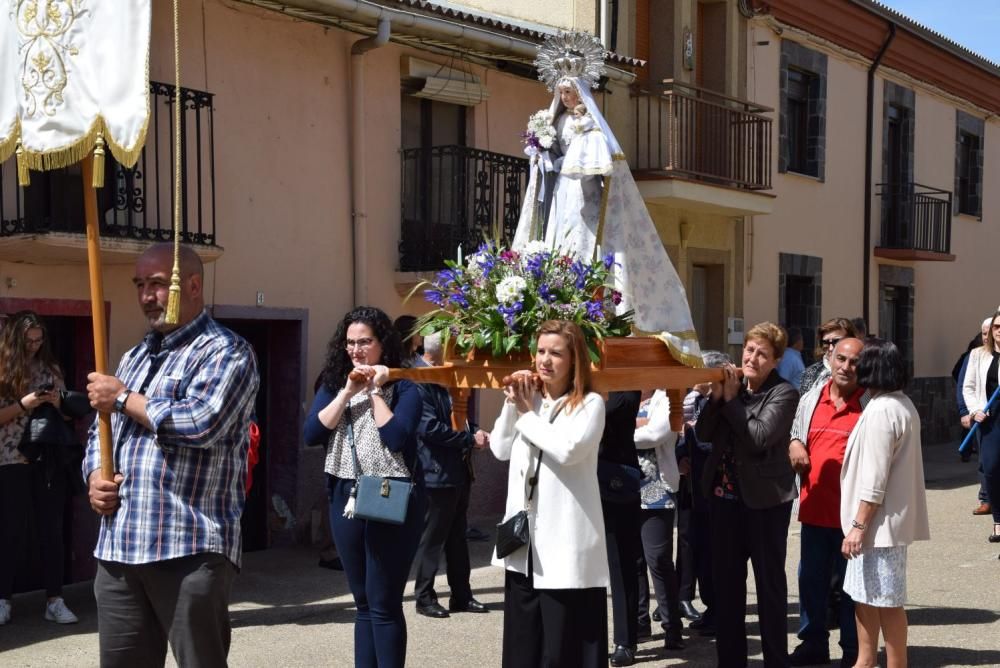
[0,311,78,625]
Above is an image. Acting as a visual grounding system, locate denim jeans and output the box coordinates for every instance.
[796,523,857,654]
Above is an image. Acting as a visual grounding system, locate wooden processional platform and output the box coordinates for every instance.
[388,337,723,431]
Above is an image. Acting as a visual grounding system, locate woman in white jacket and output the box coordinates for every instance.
[491,320,608,668]
[962,310,1000,543]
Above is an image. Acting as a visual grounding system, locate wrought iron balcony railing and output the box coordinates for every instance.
[400,145,529,272]
[876,183,952,254]
[631,80,773,190]
[1,81,216,246]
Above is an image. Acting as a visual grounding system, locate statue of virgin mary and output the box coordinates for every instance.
[513,32,703,367]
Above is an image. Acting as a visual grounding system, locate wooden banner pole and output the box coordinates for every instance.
[81,154,115,481]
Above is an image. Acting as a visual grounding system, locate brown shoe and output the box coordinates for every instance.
[973,502,992,515]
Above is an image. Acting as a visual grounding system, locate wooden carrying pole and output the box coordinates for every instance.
[81,154,114,481]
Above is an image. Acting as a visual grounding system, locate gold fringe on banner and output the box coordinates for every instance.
[92,133,106,188]
[16,142,29,186]
[165,0,183,325]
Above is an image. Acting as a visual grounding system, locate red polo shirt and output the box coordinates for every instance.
[798,383,865,528]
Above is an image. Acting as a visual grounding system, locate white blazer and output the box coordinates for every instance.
[634,390,679,491]
[962,346,998,414]
[490,392,609,589]
[840,392,930,548]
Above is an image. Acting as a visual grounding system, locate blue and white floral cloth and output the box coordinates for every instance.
[843,545,908,607]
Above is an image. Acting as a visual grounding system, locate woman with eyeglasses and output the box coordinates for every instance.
[799,318,859,394]
[304,306,426,668]
[962,310,1000,547]
[0,311,78,625]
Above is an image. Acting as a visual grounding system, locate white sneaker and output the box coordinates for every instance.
[0,599,10,625]
[44,597,78,624]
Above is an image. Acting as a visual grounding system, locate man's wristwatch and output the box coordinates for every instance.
[113,389,133,413]
[851,519,867,531]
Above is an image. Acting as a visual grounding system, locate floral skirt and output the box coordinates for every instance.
[843,545,908,607]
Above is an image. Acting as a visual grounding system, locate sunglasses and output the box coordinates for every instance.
[821,337,843,348]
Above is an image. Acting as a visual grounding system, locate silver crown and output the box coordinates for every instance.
[535,31,607,91]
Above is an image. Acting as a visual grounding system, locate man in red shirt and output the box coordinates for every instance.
[788,338,866,667]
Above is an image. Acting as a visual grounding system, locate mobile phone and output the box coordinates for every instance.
[35,382,55,395]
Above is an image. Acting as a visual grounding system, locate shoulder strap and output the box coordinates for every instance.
[525,399,566,502]
[344,405,363,479]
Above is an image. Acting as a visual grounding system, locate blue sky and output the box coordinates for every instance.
[876,0,1000,63]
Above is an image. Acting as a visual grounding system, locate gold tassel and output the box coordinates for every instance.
[16,143,30,186]
[165,267,181,325]
[92,133,106,188]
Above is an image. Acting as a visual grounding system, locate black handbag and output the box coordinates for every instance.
[494,402,564,559]
[597,460,641,504]
[18,402,74,463]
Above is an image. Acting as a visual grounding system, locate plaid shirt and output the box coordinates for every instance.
[84,309,259,568]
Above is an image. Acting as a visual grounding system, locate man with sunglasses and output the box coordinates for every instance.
[799,318,859,395]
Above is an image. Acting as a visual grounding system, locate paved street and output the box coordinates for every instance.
[1,442,998,667]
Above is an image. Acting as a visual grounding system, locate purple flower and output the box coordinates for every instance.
[611,290,622,305]
[571,260,589,289]
[586,300,605,322]
[424,289,445,307]
[526,254,546,278]
[603,252,615,270]
[539,283,556,303]
[450,291,469,309]
[436,269,461,287]
[497,301,524,328]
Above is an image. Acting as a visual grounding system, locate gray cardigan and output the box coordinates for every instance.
[790,380,870,446]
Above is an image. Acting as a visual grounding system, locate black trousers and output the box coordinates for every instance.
[711,497,793,668]
[636,508,682,631]
[603,499,641,647]
[94,553,236,668]
[675,506,696,601]
[502,568,608,668]
[0,462,66,599]
[413,483,473,607]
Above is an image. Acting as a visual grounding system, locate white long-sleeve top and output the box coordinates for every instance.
[634,390,679,492]
[490,392,609,589]
[962,346,998,415]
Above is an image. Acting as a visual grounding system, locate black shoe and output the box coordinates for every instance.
[679,600,702,622]
[415,602,450,618]
[317,557,343,570]
[610,645,636,667]
[651,607,662,622]
[465,527,490,542]
[840,652,858,668]
[637,622,652,640]
[664,627,685,650]
[449,598,489,613]
[788,642,831,666]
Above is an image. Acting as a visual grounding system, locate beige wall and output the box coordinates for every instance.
[746,25,1000,379]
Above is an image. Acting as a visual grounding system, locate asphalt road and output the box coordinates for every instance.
[1,442,998,667]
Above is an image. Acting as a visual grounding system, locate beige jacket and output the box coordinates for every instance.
[962,346,998,415]
[840,391,930,548]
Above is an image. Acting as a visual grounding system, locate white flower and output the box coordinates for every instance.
[495,276,528,304]
[523,240,550,256]
[538,134,554,149]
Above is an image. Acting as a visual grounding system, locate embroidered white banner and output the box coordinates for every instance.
[0,0,151,169]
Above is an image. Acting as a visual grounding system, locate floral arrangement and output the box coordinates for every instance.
[521,109,556,155]
[413,241,634,361]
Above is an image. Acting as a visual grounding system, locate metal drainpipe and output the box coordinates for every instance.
[863,22,895,327]
[349,18,390,308]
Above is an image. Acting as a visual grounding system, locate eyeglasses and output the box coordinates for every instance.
[345,337,375,351]
[821,337,843,348]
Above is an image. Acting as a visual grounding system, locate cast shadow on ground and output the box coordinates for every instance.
[907,646,1000,667]
[906,605,1000,626]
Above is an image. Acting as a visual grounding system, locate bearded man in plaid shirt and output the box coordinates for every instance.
[85,243,259,668]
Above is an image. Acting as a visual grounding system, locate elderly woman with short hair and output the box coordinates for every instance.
[841,338,929,668]
[800,318,859,394]
[695,322,800,667]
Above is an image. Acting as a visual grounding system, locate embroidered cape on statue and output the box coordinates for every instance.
[513,31,702,367]
[0,0,151,178]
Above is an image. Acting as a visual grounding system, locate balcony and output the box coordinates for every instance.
[399,145,529,272]
[875,183,955,261]
[0,81,221,265]
[630,81,775,217]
